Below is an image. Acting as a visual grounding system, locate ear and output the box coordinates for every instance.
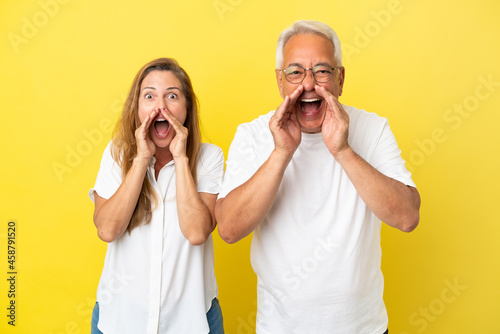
[338,66,345,97]
[275,69,284,99]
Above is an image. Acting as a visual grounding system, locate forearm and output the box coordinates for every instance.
[334,147,421,232]
[93,157,149,242]
[174,157,215,245]
[216,150,291,243]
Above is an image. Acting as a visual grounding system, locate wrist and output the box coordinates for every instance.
[133,155,152,168]
[331,146,355,164]
[271,148,294,168]
[173,155,189,164]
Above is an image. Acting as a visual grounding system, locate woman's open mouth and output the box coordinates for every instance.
[153,119,170,138]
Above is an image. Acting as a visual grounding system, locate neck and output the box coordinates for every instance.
[154,147,173,168]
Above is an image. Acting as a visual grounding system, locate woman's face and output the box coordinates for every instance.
[138,70,188,149]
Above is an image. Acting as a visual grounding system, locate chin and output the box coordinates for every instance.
[297,117,324,134]
[154,139,172,149]
[300,125,322,133]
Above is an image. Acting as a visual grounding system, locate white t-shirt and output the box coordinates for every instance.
[219,106,416,334]
[89,142,224,334]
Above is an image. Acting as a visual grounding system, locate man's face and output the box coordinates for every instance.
[276,33,345,133]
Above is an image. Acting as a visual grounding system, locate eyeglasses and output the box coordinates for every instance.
[279,64,340,84]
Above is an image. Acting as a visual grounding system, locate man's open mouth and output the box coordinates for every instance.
[153,118,170,138]
[299,98,323,118]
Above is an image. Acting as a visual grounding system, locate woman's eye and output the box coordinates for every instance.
[167,93,178,99]
[145,94,153,99]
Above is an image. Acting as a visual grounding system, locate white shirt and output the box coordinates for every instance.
[89,142,224,334]
[219,106,416,334]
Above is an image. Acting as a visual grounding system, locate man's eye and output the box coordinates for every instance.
[286,67,303,75]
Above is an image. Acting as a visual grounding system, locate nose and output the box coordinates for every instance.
[156,99,167,109]
[302,68,315,91]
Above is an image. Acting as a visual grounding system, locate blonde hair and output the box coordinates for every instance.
[111,58,201,233]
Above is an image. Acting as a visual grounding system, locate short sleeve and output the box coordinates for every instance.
[370,122,416,188]
[88,141,123,202]
[196,143,225,194]
[217,120,273,199]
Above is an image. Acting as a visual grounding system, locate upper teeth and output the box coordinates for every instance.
[156,119,167,122]
[301,98,321,102]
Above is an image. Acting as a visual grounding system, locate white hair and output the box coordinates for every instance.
[276,20,342,69]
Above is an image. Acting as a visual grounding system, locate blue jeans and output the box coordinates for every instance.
[206,297,224,333]
[91,298,224,333]
[90,302,102,334]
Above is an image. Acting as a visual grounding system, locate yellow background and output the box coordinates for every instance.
[1,0,499,333]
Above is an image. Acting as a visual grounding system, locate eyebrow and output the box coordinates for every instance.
[142,86,181,91]
[287,62,333,68]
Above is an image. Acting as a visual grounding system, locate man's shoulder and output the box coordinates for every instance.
[234,111,274,137]
[227,111,275,154]
[344,104,387,125]
[344,104,389,138]
[237,111,274,128]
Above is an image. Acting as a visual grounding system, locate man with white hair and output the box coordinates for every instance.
[216,20,420,334]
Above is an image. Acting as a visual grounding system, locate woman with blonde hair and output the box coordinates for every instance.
[89,58,224,333]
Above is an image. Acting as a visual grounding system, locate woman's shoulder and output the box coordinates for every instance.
[197,143,224,168]
[97,140,117,163]
[200,142,223,155]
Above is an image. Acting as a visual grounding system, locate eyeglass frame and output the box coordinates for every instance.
[278,64,343,84]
